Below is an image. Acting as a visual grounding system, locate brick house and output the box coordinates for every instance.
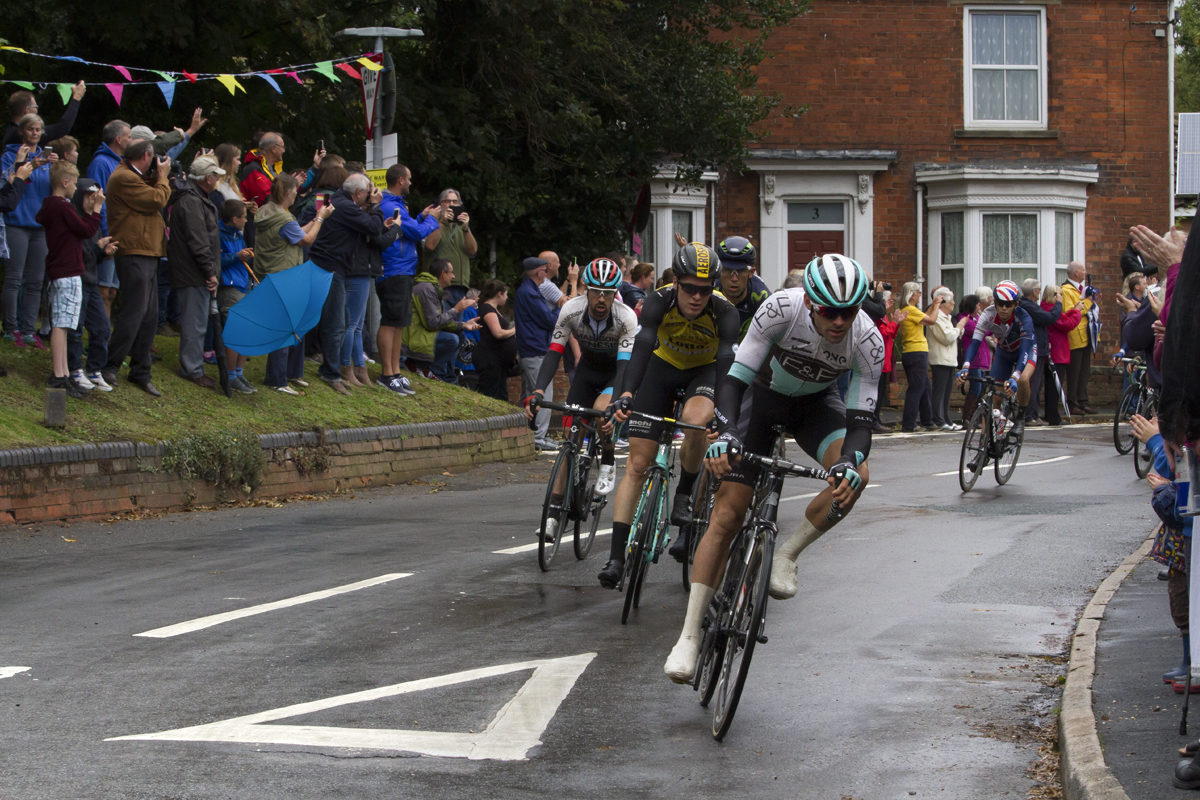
[639,0,1172,351]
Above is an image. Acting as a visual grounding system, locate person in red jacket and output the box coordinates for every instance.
[1042,283,1082,426]
[874,290,899,432]
[34,161,102,398]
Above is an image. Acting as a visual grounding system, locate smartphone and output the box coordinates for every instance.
[393,209,402,221]
[42,146,53,155]
[315,195,325,211]
[449,204,465,222]
[318,139,324,152]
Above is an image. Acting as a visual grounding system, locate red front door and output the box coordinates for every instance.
[788,231,846,272]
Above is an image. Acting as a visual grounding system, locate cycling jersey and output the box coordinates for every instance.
[716,273,771,341]
[715,288,884,468]
[962,304,1036,374]
[533,295,638,394]
[616,286,740,398]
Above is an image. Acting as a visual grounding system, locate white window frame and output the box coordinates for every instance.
[962,6,1048,131]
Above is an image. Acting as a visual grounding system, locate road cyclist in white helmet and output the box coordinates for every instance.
[663,253,885,683]
[525,257,638,543]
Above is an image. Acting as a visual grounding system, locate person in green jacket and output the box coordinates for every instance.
[402,259,478,383]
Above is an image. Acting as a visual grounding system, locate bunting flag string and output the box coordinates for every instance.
[157,81,176,108]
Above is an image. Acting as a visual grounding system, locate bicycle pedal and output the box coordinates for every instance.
[757,634,769,644]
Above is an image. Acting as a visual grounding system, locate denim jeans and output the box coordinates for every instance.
[265,344,305,387]
[157,258,179,327]
[340,276,370,368]
[317,271,347,382]
[3,225,47,336]
[433,331,461,383]
[67,283,111,374]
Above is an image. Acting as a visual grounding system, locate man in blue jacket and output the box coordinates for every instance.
[516,256,560,451]
[1018,278,1062,426]
[309,173,390,395]
[86,120,132,315]
[377,164,440,396]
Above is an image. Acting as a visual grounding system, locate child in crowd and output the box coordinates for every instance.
[67,179,117,392]
[34,161,102,398]
[45,136,80,165]
[218,198,256,394]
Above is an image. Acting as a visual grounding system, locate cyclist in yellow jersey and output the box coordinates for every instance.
[598,243,741,589]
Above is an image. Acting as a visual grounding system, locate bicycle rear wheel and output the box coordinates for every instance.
[538,448,572,572]
[1134,393,1159,479]
[958,404,990,493]
[1113,383,1138,455]
[994,405,1024,486]
[574,449,602,560]
[711,529,771,741]
[683,471,718,591]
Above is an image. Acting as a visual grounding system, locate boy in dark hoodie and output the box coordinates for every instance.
[67,178,117,391]
[218,198,256,393]
[34,161,102,398]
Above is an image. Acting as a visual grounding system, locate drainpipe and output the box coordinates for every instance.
[1170,0,1177,226]
[916,183,925,299]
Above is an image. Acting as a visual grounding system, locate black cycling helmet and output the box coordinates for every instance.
[716,236,756,270]
[673,242,720,281]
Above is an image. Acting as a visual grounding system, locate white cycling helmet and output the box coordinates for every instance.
[803,254,869,308]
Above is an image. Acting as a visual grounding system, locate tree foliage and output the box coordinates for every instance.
[1178,0,1200,113]
[4,0,808,283]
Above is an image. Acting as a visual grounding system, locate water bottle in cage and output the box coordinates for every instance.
[993,408,1007,437]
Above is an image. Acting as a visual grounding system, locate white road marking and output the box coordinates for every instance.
[107,653,597,761]
[780,483,881,503]
[931,455,1074,477]
[0,667,30,680]
[493,530,612,555]
[134,574,413,638]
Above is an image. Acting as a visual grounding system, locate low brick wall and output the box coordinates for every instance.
[0,413,534,526]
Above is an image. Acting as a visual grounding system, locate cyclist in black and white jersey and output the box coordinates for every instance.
[664,254,884,683]
[525,258,637,542]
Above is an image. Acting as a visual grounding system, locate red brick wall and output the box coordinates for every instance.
[720,0,1171,344]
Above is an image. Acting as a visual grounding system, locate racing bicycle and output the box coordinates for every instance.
[529,398,610,571]
[958,375,1025,493]
[692,428,830,740]
[1112,356,1159,478]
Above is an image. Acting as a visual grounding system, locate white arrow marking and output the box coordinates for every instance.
[0,667,31,680]
[134,573,412,638]
[107,653,596,761]
[932,455,1073,477]
[493,529,612,555]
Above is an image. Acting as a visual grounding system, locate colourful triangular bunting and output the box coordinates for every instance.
[314,61,340,83]
[157,81,175,108]
[216,74,245,95]
[255,74,282,94]
[106,83,123,105]
[112,65,132,81]
[56,83,72,104]
[335,62,362,81]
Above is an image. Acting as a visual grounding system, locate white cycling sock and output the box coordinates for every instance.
[678,583,716,643]
[777,516,823,563]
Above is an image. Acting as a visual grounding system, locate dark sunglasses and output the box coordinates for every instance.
[676,282,714,297]
[995,300,1016,309]
[813,304,860,321]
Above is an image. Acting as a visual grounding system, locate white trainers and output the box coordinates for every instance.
[596,464,616,495]
[86,372,113,392]
[71,370,94,390]
[664,636,700,684]
[769,555,798,600]
[536,517,559,543]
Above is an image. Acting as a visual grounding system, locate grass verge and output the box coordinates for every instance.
[0,334,516,449]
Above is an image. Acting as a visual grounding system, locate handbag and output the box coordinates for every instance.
[1149,522,1188,573]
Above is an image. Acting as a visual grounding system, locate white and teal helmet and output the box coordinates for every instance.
[803,254,869,308]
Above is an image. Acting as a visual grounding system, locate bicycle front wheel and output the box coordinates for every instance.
[1113,383,1139,455]
[538,448,572,572]
[958,404,990,493]
[574,450,602,560]
[621,474,659,624]
[684,471,718,592]
[632,473,667,612]
[994,405,1024,485]
[1134,392,1159,479]
[711,529,771,741]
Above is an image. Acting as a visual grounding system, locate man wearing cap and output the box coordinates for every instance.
[128,108,207,161]
[167,156,223,390]
[516,256,561,451]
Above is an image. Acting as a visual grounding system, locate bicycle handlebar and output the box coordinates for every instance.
[627,410,710,433]
[530,398,610,419]
[732,449,829,482]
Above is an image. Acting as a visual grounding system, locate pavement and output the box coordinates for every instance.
[0,416,1155,799]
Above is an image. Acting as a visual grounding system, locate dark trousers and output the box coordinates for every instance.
[105,254,159,384]
[156,258,179,327]
[265,344,305,387]
[475,356,511,402]
[878,370,891,408]
[1066,345,1091,409]
[1044,362,1068,425]
[1025,356,1044,421]
[930,364,955,426]
[67,283,110,375]
[317,271,346,383]
[901,351,933,430]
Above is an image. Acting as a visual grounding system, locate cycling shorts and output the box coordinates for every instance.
[564,357,616,423]
[991,344,1037,379]
[627,354,716,442]
[724,384,848,487]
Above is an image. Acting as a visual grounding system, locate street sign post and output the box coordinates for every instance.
[335,27,424,170]
[360,53,384,135]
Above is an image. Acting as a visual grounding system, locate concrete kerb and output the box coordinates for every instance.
[1059,531,1157,800]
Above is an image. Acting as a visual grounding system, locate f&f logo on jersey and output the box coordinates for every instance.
[773,350,844,384]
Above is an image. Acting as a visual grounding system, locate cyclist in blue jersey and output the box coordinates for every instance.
[956,280,1038,439]
[714,236,770,341]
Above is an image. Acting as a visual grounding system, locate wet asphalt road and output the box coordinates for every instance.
[0,424,1153,800]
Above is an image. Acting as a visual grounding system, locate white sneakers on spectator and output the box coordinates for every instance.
[86,372,113,392]
[71,370,95,391]
[276,385,301,396]
[596,464,616,495]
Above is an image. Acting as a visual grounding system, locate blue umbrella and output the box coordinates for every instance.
[223,261,333,356]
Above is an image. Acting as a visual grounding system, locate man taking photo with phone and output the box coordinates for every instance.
[423,188,477,285]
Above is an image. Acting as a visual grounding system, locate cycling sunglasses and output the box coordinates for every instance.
[994,299,1016,309]
[813,304,860,321]
[676,282,715,297]
[587,288,617,299]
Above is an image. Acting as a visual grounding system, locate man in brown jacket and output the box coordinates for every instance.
[102,140,171,396]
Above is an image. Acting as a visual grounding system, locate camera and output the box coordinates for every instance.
[881,282,892,291]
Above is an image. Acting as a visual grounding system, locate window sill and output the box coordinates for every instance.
[955,129,1059,139]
